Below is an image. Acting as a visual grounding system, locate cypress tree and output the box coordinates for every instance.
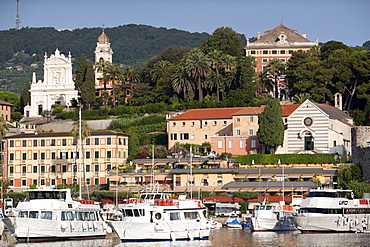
[19,80,31,114]
[75,54,96,108]
[257,99,284,154]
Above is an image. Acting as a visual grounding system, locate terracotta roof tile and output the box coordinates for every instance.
[254,24,311,44]
[168,108,245,120]
[281,104,300,117]
[232,106,265,115]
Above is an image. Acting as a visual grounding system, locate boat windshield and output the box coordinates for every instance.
[307,191,351,199]
[26,191,67,201]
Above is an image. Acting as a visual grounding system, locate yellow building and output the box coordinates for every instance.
[4,131,129,192]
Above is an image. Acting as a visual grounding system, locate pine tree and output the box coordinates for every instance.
[257,99,284,154]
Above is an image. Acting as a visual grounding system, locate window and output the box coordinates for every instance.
[40,152,45,160]
[249,129,254,135]
[191,135,195,140]
[251,140,256,148]
[250,116,254,122]
[218,140,223,149]
[86,165,90,172]
[229,140,234,148]
[262,65,267,73]
[107,137,111,145]
[107,164,112,170]
[280,50,286,54]
[107,151,112,158]
[334,140,337,147]
[22,180,26,186]
[62,139,66,146]
[191,122,195,126]
[62,165,67,173]
[95,151,99,158]
[223,121,227,125]
[289,50,293,54]
[41,139,45,147]
[22,153,26,160]
[213,121,217,125]
[41,179,45,186]
[86,138,90,145]
[41,165,45,173]
[251,50,256,54]
[51,152,56,160]
[51,139,56,146]
[22,140,27,147]
[9,153,14,160]
[95,138,99,145]
[10,140,14,147]
[182,122,186,126]
[272,50,277,54]
[181,133,189,140]
[72,139,77,146]
[170,212,180,221]
[263,50,268,54]
[86,151,91,159]
[62,179,66,185]
[51,165,56,173]
[171,134,177,140]
[262,58,268,63]
[9,166,14,174]
[33,139,38,147]
[204,121,208,126]
[86,178,90,185]
[33,153,37,160]
[236,130,240,136]
[33,166,37,173]
[95,164,99,172]
[172,122,176,126]
[51,179,55,185]
[22,166,26,173]
[236,118,240,122]
[240,140,245,148]
[95,178,99,185]
[280,58,286,62]
[204,135,208,139]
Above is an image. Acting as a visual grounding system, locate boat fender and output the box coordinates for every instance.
[355,217,359,226]
[188,232,194,241]
[61,221,69,229]
[277,206,282,211]
[197,201,202,208]
[337,216,341,226]
[350,220,354,228]
[170,231,176,241]
[106,225,112,233]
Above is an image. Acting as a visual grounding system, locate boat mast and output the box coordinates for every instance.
[78,106,82,200]
[115,134,119,209]
[151,144,154,192]
[190,145,193,199]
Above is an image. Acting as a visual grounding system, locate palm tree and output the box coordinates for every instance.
[150,60,172,90]
[102,63,124,92]
[205,67,223,101]
[112,87,123,106]
[184,48,211,101]
[123,66,140,97]
[171,64,194,100]
[256,71,272,96]
[267,58,285,99]
[95,60,111,91]
[292,93,311,104]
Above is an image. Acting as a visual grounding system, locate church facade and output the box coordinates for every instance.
[24,49,78,117]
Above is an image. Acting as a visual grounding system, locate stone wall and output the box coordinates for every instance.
[352,127,370,181]
[37,119,113,132]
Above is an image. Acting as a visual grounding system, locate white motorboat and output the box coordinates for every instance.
[225,214,243,229]
[250,204,297,231]
[293,188,370,233]
[3,187,109,242]
[105,192,211,242]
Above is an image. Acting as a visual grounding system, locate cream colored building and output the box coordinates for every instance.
[0,100,13,121]
[4,131,129,192]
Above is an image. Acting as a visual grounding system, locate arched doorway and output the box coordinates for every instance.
[303,132,314,151]
[38,104,43,115]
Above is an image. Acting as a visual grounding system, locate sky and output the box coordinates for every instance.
[0,0,369,47]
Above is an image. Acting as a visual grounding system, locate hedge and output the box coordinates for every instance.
[234,153,337,165]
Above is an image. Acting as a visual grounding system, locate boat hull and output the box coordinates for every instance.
[106,220,210,241]
[251,216,297,231]
[294,214,369,233]
[11,218,107,242]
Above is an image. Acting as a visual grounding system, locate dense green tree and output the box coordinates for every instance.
[184,49,211,101]
[171,64,194,100]
[337,163,362,186]
[201,27,244,58]
[75,54,96,108]
[19,80,31,114]
[236,55,256,103]
[103,63,124,92]
[122,66,140,98]
[257,99,284,154]
[0,91,19,110]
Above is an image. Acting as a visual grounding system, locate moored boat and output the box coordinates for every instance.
[293,188,370,233]
[3,187,109,242]
[250,204,297,231]
[105,192,211,241]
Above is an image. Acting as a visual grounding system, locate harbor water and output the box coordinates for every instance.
[5,228,370,247]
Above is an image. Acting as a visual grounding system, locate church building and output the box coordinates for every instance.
[24,49,78,117]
